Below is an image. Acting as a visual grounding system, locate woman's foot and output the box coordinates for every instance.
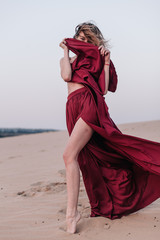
[66,210,81,234]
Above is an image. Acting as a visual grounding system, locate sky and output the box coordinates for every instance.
[0,0,160,130]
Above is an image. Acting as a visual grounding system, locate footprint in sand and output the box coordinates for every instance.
[58,169,66,178]
[104,223,111,230]
[17,181,67,197]
[58,208,66,215]
[8,155,22,159]
[59,225,67,232]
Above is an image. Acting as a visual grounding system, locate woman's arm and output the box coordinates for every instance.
[59,39,72,82]
[103,64,110,95]
[98,46,110,95]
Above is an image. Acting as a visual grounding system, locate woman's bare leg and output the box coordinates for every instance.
[63,117,94,233]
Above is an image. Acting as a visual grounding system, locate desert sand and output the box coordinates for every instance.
[0,120,160,240]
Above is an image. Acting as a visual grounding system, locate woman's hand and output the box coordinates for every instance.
[59,38,68,50]
[98,45,110,64]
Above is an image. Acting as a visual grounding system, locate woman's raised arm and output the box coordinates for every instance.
[98,45,110,95]
[59,39,72,82]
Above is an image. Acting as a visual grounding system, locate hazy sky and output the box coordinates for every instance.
[0,0,160,130]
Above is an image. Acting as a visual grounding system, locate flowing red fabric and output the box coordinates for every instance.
[65,38,160,220]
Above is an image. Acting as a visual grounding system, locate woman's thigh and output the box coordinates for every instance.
[63,117,94,160]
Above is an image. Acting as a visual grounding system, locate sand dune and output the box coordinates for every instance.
[0,120,160,240]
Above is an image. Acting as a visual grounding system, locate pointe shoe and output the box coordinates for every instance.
[66,210,81,234]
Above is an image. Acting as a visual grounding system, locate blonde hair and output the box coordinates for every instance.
[73,21,110,48]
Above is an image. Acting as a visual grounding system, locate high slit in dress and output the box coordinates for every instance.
[65,38,160,220]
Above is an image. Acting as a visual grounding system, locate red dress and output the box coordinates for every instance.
[65,38,160,220]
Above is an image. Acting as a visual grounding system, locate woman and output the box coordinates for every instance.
[59,22,160,234]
